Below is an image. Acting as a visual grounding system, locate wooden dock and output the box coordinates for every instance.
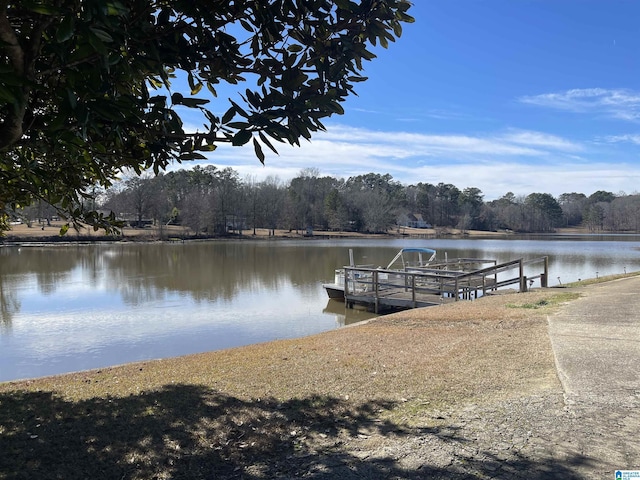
[343,256,549,313]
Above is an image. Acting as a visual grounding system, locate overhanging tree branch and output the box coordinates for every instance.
[0,0,414,232]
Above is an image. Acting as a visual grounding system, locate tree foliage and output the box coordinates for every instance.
[0,0,413,231]
[524,193,563,232]
[15,161,635,237]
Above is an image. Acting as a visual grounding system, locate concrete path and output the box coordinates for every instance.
[549,277,640,407]
[548,277,640,473]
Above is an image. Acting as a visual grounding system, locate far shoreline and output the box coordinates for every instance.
[0,221,616,246]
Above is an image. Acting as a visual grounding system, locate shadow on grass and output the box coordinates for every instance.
[0,384,592,479]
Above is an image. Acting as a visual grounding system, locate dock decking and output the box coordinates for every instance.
[343,257,549,313]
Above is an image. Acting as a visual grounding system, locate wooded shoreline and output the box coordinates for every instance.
[1,221,599,245]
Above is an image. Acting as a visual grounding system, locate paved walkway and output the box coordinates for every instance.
[547,277,640,474]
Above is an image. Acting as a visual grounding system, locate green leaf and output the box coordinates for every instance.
[105,1,128,16]
[239,19,254,32]
[89,27,114,43]
[232,130,252,146]
[66,88,77,109]
[87,33,108,55]
[56,15,75,42]
[187,71,204,96]
[392,22,403,37]
[253,138,265,164]
[287,44,303,53]
[179,97,209,108]
[179,152,207,160]
[229,99,249,118]
[326,101,345,115]
[59,224,70,236]
[148,95,167,105]
[206,83,218,97]
[226,121,250,129]
[259,131,280,154]
[221,106,236,124]
[0,85,17,103]
[22,2,63,15]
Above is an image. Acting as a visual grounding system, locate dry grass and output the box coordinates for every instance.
[3,220,519,242]
[563,271,640,287]
[1,290,569,405]
[0,288,577,479]
[4,221,190,240]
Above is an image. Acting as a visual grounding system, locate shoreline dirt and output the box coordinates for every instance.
[2,221,591,244]
[2,284,630,479]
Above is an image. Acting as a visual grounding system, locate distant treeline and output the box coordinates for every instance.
[18,167,638,234]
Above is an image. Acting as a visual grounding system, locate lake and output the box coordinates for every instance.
[2,235,640,382]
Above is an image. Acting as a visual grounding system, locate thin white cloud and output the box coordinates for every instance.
[603,134,640,145]
[350,104,469,121]
[319,126,547,157]
[519,88,640,120]
[164,123,634,199]
[499,129,583,152]
[394,108,471,121]
[409,161,640,199]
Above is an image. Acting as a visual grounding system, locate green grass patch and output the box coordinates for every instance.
[508,299,549,309]
[507,292,581,310]
[563,271,640,287]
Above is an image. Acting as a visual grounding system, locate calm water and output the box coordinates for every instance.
[2,236,640,382]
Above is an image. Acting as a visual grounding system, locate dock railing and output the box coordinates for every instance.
[343,256,549,312]
[449,256,549,299]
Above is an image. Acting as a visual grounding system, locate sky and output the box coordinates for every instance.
[177,1,640,200]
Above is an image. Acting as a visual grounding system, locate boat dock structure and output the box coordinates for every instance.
[334,256,550,313]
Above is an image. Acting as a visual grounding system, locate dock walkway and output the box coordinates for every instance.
[343,257,549,313]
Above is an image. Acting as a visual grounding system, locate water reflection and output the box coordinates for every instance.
[322,299,378,326]
[0,283,20,330]
[2,238,640,322]
[97,242,356,305]
[1,237,640,382]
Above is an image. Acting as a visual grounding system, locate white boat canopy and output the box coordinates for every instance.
[386,248,437,270]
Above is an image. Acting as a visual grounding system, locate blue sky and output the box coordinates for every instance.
[180,1,640,200]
